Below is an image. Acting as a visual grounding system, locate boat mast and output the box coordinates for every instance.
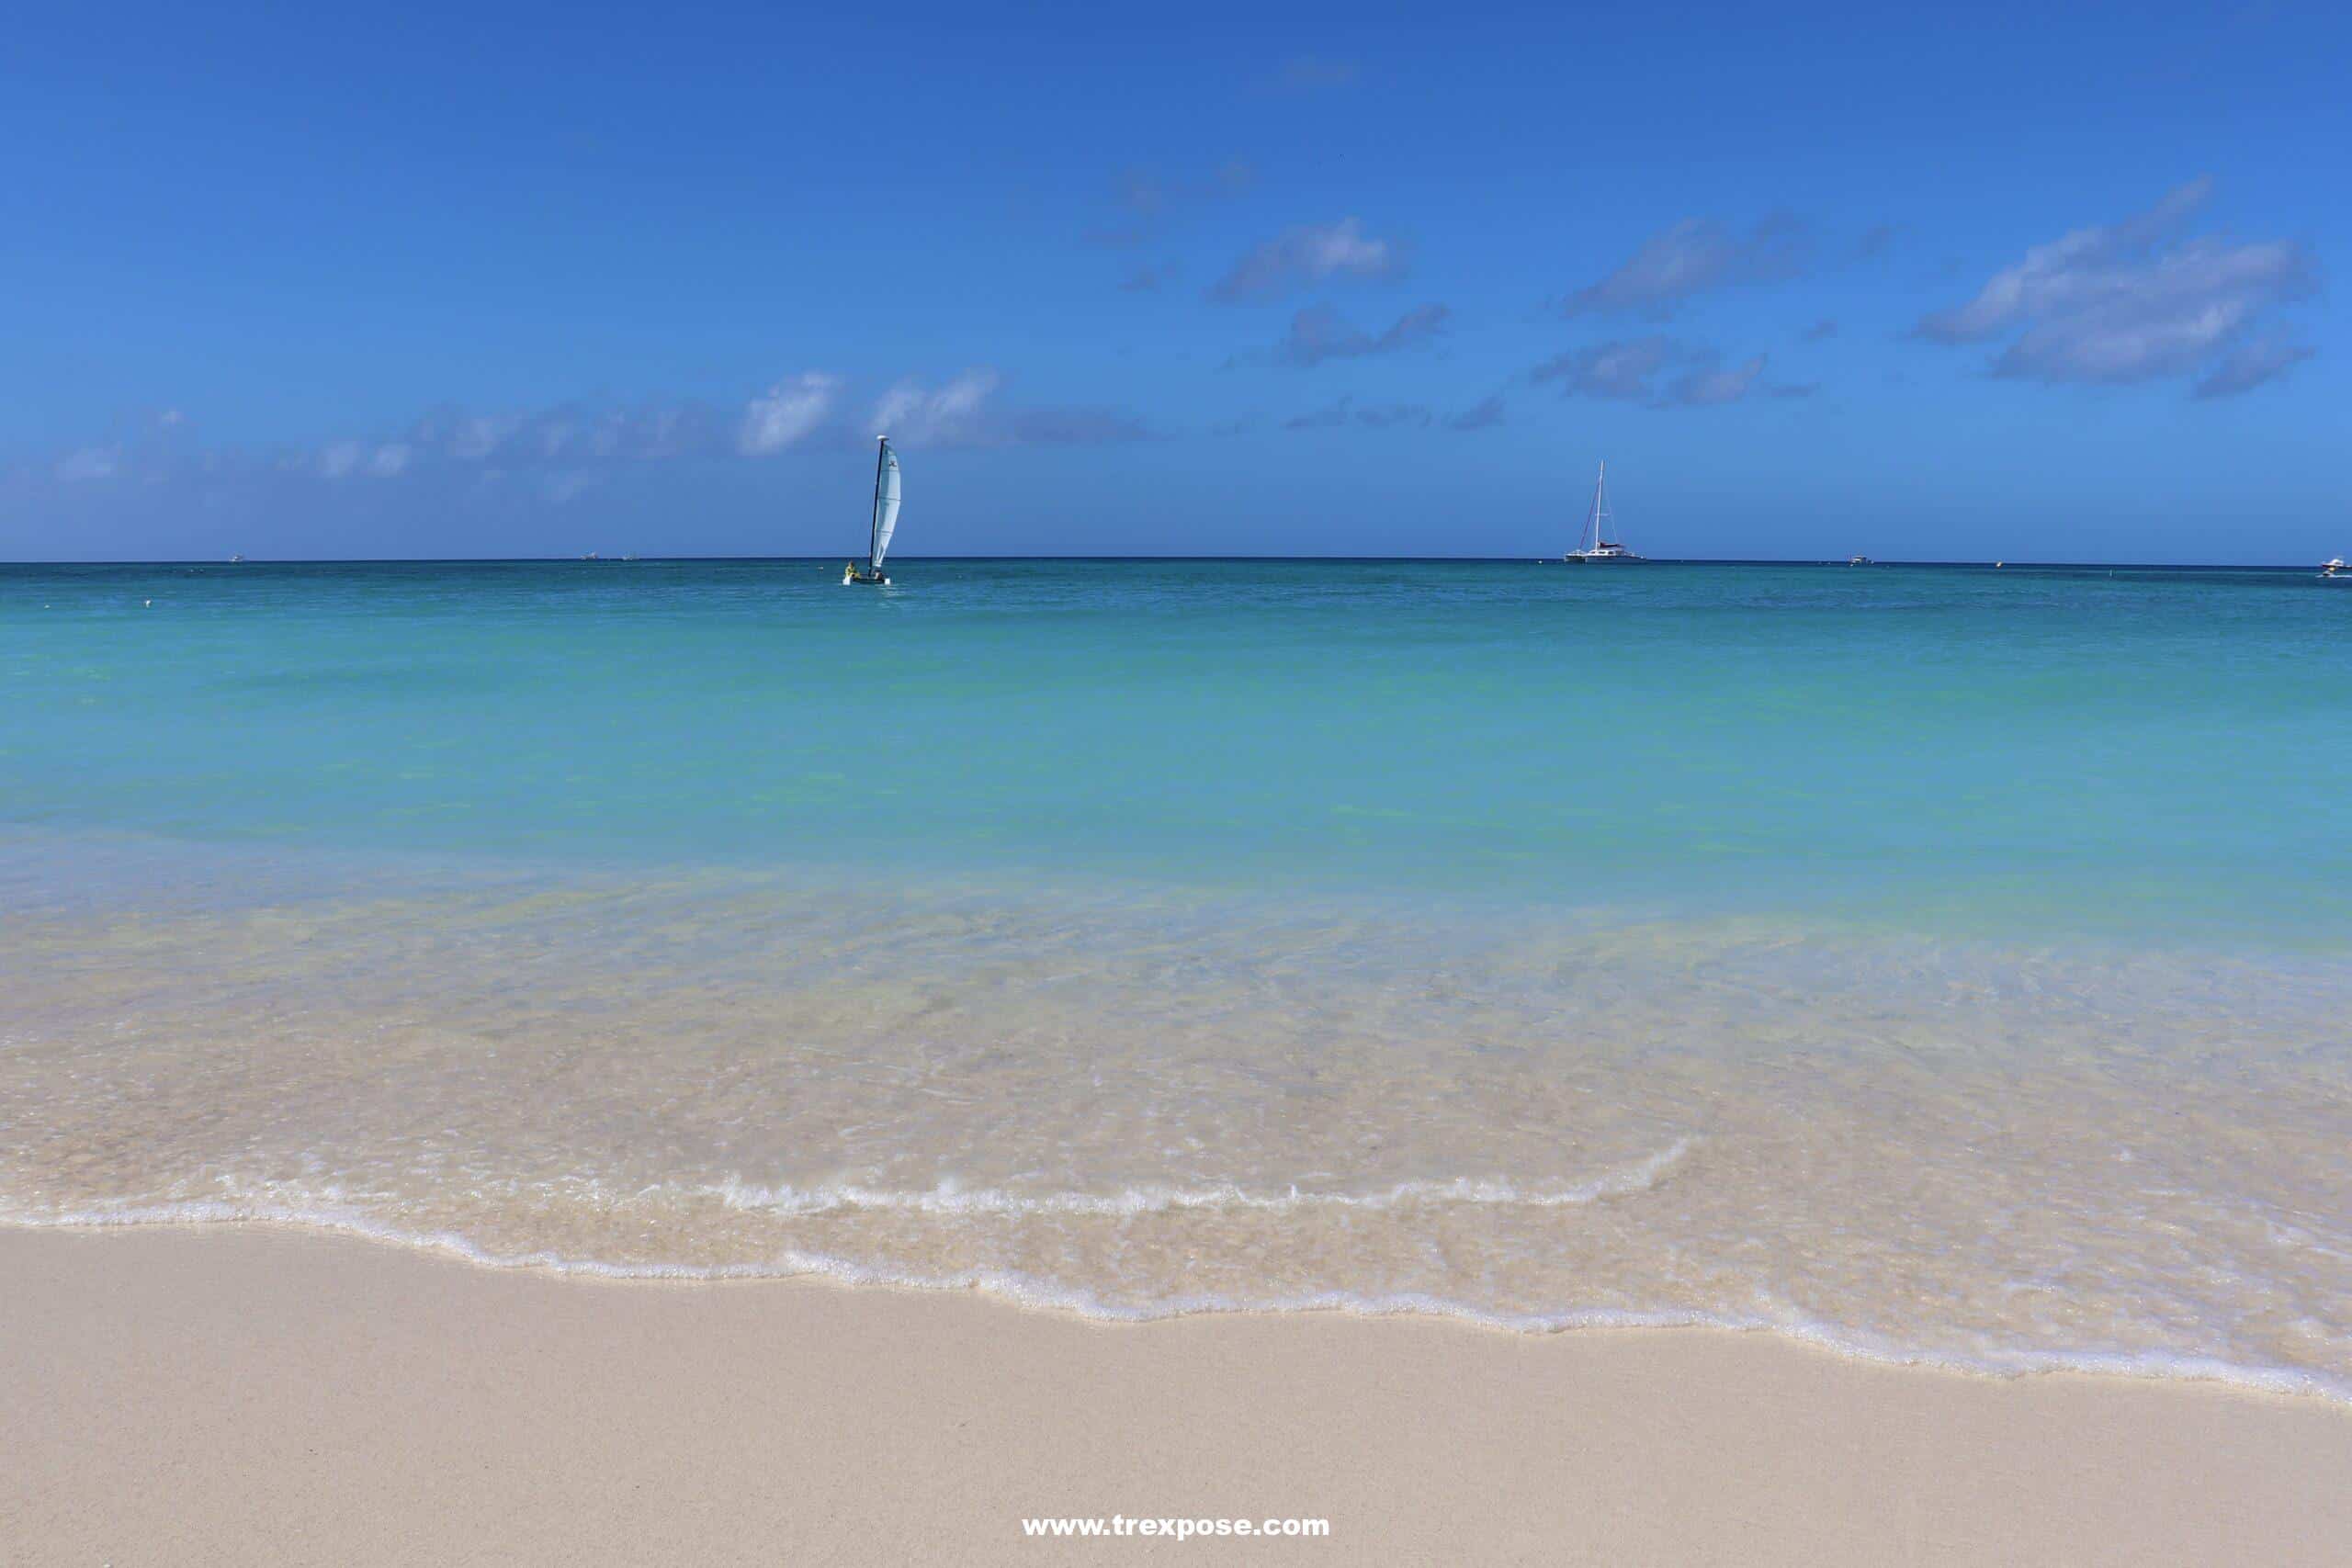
[1591,461,1607,551]
[867,435,889,573]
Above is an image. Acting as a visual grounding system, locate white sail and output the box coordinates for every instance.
[868,442,902,570]
[1563,459,1640,562]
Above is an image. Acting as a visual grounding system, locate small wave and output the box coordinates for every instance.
[709,1138,1697,1219]
[4,1192,2347,1407]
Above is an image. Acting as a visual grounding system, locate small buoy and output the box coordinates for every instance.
[143,599,153,606]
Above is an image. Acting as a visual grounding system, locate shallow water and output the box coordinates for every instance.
[3,560,2347,1396]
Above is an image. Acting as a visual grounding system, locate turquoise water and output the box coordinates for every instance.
[5,559,2350,1397]
[6,559,2348,942]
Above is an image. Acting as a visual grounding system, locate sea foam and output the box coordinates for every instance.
[707,1139,1695,1219]
[6,1194,2346,1407]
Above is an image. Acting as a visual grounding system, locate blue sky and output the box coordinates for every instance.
[4,1,2346,562]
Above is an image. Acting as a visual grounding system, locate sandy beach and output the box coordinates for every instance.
[6,1226,2346,1566]
[12,2,2351,1561]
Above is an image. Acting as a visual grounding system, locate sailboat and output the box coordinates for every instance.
[1562,461,1643,563]
[842,435,902,586]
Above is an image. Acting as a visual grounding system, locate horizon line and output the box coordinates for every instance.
[1,555,2343,571]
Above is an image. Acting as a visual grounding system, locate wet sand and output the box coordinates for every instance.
[5,1225,2346,1565]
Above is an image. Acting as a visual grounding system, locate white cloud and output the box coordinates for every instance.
[2194,337,2314,400]
[874,369,1001,445]
[447,415,520,460]
[1240,302,1451,368]
[1532,336,1680,400]
[1282,395,1431,431]
[25,368,1137,505]
[1565,215,1808,316]
[316,440,411,479]
[737,373,839,456]
[1208,218,1399,302]
[862,370,1145,448]
[55,446,120,482]
[1446,395,1506,431]
[1671,355,1767,406]
[1532,337,1782,408]
[402,402,733,467]
[1917,179,2315,395]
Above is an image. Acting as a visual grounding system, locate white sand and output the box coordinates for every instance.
[5,1226,2346,1565]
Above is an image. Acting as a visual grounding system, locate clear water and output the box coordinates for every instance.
[4,559,2348,1396]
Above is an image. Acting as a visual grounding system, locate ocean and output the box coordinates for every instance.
[4,558,2348,1396]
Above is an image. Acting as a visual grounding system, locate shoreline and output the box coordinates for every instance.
[7,1226,2349,1565]
[6,1209,2349,1409]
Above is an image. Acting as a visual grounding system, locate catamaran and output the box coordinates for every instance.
[1562,461,1642,562]
[842,435,902,586]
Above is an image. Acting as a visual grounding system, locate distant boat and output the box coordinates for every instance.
[1562,461,1642,563]
[842,435,902,586]
[1849,555,1872,567]
[2324,558,2347,581]
[228,553,244,564]
[581,552,600,561]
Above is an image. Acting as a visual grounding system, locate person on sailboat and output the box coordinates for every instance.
[843,435,901,585]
